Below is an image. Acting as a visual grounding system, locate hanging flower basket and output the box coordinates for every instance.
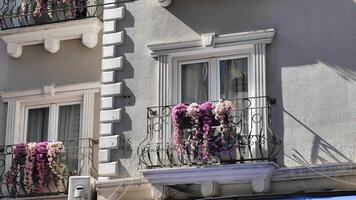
[2,141,69,197]
[172,100,238,164]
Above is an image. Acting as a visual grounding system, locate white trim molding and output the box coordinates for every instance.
[0,18,103,58]
[141,162,277,199]
[147,29,275,57]
[1,82,100,101]
[1,82,100,145]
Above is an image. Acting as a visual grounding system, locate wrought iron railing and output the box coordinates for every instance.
[0,0,105,30]
[0,138,98,198]
[138,96,282,169]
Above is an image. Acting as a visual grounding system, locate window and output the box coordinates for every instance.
[25,103,81,171]
[24,102,81,143]
[177,55,249,104]
[2,82,100,175]
[27,107,49,142]
[180,60,209,103]
[148,29,274,107]
[146,29,274,167]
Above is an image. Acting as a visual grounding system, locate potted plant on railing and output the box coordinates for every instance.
[1,141,69,197]
[17,0,87,25]
[172,100,240,165]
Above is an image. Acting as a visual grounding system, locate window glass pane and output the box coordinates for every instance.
[181,62,209,103]
[57,104,81,173]
[220,58,248,99]
[27,107,49,142]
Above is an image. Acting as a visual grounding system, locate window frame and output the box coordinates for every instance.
[173,50,252,104]
[1,82,99,146]
[23,100,82,143]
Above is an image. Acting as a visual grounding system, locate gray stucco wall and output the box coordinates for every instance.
[0,35,102,146]
[0,37,102,91]
[117,0,356,176]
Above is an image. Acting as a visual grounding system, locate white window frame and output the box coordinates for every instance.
[1,82,100,175]
[22,100,82,142]
[148,29,275,161]
[176,53,251,103]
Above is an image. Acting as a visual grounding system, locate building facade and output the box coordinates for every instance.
[1,0,356,200]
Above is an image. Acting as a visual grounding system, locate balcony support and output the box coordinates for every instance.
[44,38,60,54]
[82,31,99,48]
[201,181,219,197]
[141,162,277,199]
[0,18,102,58]
[7,43,22,58]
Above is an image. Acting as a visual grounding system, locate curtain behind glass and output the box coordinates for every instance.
[27,107,49,142]
[220,58,248,100]
[181,62,209,103]
[57,104,81,174]
[220,58,248,138]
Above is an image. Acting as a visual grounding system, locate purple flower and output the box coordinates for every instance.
[172,103,188,155]
[200,102,215,163]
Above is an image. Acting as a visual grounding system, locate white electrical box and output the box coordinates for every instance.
[68,176,96,200]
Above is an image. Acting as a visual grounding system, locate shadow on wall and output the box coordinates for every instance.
[283,109,353,165]
[111,3,137,177]
[321,60,356,83]
[163,0,356,166]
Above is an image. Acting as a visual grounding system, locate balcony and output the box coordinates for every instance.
[138,96,282,198]
[0,0,108,57]
[0,0,103,30]
[0,138,98,198]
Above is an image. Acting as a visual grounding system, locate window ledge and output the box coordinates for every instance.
[0,18,102,58]
[141,162,277,198]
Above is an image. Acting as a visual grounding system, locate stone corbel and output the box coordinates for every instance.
[82,31,99,48]
[251,165,274,193]
[201,181,219,197]
[0,18,102,58]
[157,0,172,7]
[7,43,22,58]
[44,38,60,54]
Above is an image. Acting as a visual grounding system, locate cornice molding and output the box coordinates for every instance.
[272,162,356,181]
[1,82,101,101]
[0,18,103,58]
[147,29,275,57]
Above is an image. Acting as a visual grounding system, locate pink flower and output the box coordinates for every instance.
[172,104,188,156]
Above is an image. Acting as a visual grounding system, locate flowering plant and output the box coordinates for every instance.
[213,100,235,150]
[200,102,215,162]
[3,141,68,195]
[172,103,188,156]
[24,142,37,193]
[20,0,76,18]
[187,103,202,159]
[47,141,67,191]
[171,100,236,163]
[3,143,27,195]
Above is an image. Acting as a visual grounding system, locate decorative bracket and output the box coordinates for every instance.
[201,33,216,47]
[44,38,60,54]
[0,18,102,58]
